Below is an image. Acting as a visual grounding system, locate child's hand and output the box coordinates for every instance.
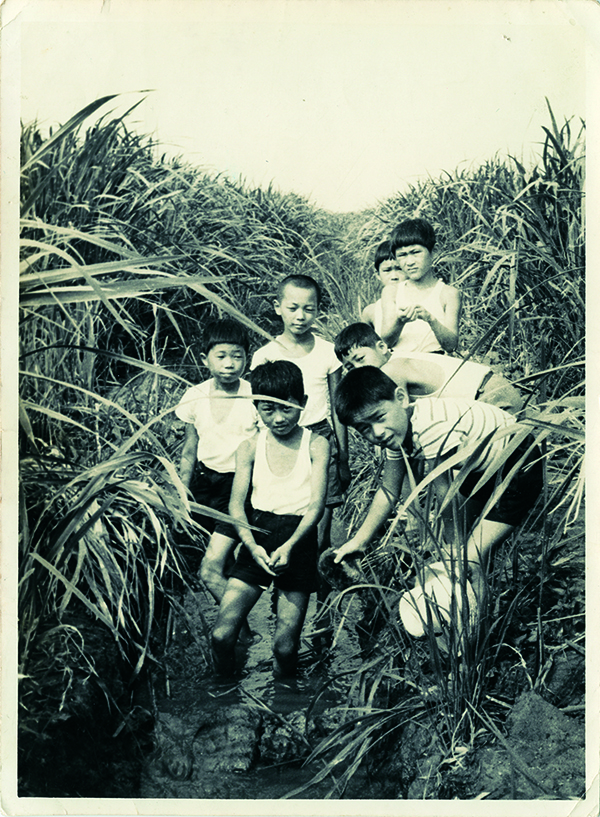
[333,539,366,564]
[269,544,293,573]
[250,545,277,576]
[397,305,433,324]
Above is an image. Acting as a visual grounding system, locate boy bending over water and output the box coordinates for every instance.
[332,367,543,630]
[212,361,329,676]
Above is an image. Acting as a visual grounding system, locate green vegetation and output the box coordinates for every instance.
[18,95,584,798]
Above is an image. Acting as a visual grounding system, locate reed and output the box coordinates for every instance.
[18,95,584,798]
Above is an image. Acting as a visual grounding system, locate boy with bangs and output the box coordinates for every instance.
[212,361,329,676]
[176,318,259,640]
[361,240,405,335]
[334,322,523,414]
[380,218,462,356]
[332,367,543,630]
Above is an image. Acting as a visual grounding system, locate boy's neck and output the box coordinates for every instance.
[406,271,437,290]
[279,327,315,350]
[211,377,241,395]
[267,424,303,448]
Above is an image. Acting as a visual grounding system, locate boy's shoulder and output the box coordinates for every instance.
[413,396,511,426]
[252,334,336,360]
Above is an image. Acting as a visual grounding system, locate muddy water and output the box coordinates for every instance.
[141,514,367,799]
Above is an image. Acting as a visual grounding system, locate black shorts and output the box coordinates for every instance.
[229,509,318,594]
[459,435,544,527]
[189,462,237,539]
[305,419,344,508]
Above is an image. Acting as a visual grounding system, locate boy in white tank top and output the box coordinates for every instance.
[212,361,329,676]
[380,218,461,356]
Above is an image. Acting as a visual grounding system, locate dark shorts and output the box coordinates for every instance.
[305,419,344,508]
[229,509,318,594]
[189,462,237,539]
[459,435,544,527]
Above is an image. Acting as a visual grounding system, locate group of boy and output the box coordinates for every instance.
[175,218,543,677]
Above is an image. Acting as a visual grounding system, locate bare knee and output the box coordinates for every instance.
[200,557,222,586]
[273,631,299,675]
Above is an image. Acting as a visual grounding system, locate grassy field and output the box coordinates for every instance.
[18,95,584,798]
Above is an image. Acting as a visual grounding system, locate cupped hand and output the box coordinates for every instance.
[269,545,292,573]
[251,546,277,576]
[333,540,365,564]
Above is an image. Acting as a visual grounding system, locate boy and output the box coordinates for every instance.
[380,218,461,355]
[361,240,405,335]
[251,274,350,533]
[211,361,329,675]
[334,323,524,413]
[176,319,259,640]
[332,367,543,621]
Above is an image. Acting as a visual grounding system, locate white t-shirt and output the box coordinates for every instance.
[175,378,258,473]
[251,335,341,427]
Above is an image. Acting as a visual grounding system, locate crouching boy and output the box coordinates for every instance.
[332,367,543,631]
[212,361,329,676]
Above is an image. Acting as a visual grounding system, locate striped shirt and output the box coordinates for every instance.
[387,397,517,472]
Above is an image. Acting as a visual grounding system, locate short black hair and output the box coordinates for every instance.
[334,323,382,362]
[276,274,322,307]
[374,240,394,272]
[334,366,397,426]
[390,218,436,254]
[250,360,305,406]
[202,318,250,355]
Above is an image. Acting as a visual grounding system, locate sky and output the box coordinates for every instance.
[13,0,590,213]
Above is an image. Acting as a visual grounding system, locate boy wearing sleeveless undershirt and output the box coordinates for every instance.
[379,218,462,356]
[212,361,329,676]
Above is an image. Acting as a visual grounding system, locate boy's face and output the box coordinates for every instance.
[395,245,433,282]
[343,343,388,371]
[377,259,403,287]
[275,284,319,336]
[256,398,304,438]
[202,343,246,385]
[351,392,409,451]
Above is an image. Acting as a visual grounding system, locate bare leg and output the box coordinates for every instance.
[273,589,310,676]
[211,578,262,675]
[200,532,252,640]
[465,518,514,601]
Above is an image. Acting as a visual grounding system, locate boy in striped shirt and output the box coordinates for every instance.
[332,366,543,624]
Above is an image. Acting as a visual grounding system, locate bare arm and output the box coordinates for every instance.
[229,438,276,576]
[179,424,199,489]
[379,283,403,347]
[361,302,376,327]
[270,434,330,570]
[333,456,405,562]
[425,285,462,352]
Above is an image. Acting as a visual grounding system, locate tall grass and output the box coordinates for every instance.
[19,95,584,799]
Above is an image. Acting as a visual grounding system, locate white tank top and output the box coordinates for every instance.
[251,428,312,516]
[391,279,447,355]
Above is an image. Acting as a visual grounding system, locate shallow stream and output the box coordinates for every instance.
[141,516,368,799]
